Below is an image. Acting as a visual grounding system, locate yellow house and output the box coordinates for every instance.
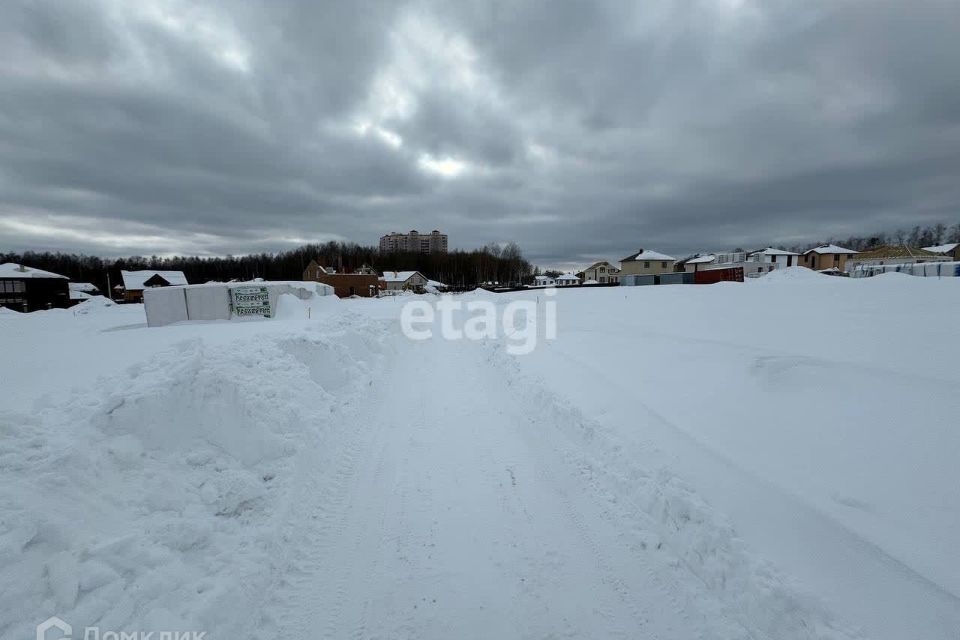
[798,244,858,271]
[619,249,677,276]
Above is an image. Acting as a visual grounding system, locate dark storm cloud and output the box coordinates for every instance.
[1,0,958,267]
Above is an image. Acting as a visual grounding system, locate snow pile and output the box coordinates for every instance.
[72,296,118,313]
[754,266,832,282]
[0,307,392,639]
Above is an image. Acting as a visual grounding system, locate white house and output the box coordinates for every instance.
[556,273,581,286]
[747,248,800,269]
[533,275,556,287]
[380,270,428,292]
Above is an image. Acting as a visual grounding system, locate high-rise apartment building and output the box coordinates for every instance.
[379,230,448,254]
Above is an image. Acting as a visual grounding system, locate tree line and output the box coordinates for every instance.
[1,241,534,293]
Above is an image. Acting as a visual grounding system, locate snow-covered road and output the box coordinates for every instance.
[255,330,855,640]
[262,336,708,639]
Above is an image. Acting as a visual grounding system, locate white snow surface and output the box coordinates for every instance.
[2,276,959,640]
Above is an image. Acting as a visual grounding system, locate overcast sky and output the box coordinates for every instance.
[2,0,958,268]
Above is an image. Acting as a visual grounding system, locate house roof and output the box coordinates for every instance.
[556,273,580,280]
[0,263,68,279]
[802,244,858,255]
[69,290,93,301]
[749,248,799,256]
[120,270,188,290]
[584,260,617,271]
[380,270,423,283]
[922,242,959,254]
[685,254,717,264]
[851,245,940,260]
[621,249,677,262]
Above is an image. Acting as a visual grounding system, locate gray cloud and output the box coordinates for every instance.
[1,0,958,267]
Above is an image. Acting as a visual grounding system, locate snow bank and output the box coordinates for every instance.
[753,266,834,282]
[0,307,392,639]
[72,296,118,313]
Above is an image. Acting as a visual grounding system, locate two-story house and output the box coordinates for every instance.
[619,249,677,276]
[582,261,621,284]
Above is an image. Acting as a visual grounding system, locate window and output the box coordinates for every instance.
[600,277,606,283]
[644,261,650,268]
[600,267,605,273]
[661,262,667,268]
[1,280,25,293]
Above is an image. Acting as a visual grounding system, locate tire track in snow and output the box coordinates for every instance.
[259,324,858,640]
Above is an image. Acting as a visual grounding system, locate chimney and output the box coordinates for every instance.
[17,264,27,272]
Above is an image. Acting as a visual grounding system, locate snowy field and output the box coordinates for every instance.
[2,270,959,640]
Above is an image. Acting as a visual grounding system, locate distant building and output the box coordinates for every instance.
[846,246,949,273]
[798,245,858,271]
[380,230,448,254]
[381,270,429,292]
[619,249,677,276]
[676,254,717,273]
[316,274,380,297]
[119,270,188,303]
[922,242,960,261]
[747,248,800,269]
[0,263,70,311]
[581,261,620,284]
[532,275,556,287]
[303,260,379,297]
[303,261,337,280]
[556,273,581,287]
[739,248,800,276]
